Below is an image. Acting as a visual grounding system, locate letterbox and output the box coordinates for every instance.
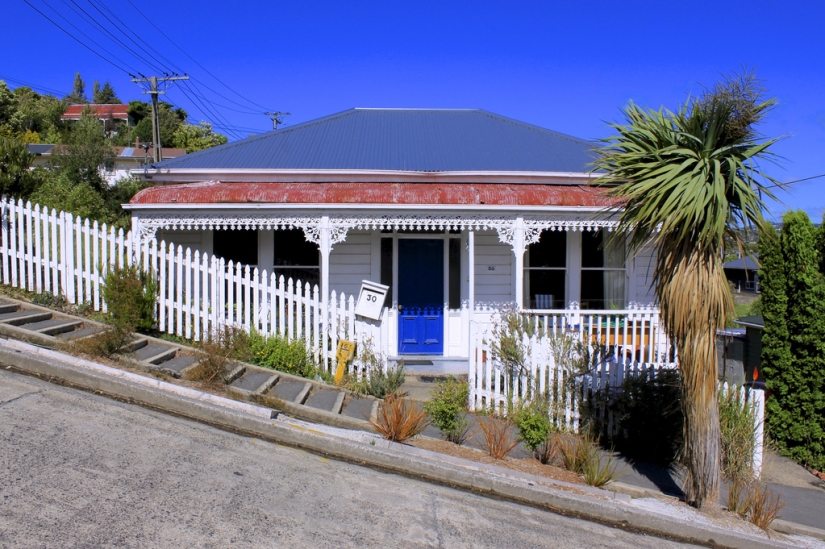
[354,280,389,321]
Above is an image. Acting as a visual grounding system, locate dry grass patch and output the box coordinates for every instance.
[370,393,430,442]
[479,417,519,460]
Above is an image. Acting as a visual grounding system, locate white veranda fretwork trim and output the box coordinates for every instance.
[136,213,619,248]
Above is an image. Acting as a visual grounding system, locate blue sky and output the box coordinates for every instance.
[4,0,824,220]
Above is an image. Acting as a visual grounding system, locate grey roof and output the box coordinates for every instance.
[723,256,759,271]
[735,315,764,329]
[149,108,596,172]
[26,144,54,155]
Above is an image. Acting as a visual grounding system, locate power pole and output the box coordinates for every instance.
[131,75,189,162]
[265,111,290,131]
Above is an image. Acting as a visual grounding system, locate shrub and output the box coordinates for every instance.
[184,327,245,385]
[557,432,621,487]
[513,398,554,460]
[101,264,157,333]
[370,393,430,442]
[718,385,758,483]
[586,369,683,465]
[245,331,317,379]
[360,364,406,399]
[69,325,132,358]
[479,417,519,459]
[424,376,471,444]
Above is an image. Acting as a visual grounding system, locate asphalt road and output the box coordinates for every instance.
[0,368,698,548]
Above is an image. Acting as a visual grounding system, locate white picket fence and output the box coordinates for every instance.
[0,197,373,376]
[469,312,766,478]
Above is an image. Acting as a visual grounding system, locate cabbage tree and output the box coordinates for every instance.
[593,73,779,507]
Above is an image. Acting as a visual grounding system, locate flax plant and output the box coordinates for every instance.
[593,71,780,508]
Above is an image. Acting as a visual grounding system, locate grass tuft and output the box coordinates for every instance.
[369,393,430,443]
[479,417,520,460]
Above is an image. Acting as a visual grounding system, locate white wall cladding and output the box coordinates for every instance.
[156,229,209,255]
[329,229,372,297]
[474,233,514,305]
[629,242,657,305]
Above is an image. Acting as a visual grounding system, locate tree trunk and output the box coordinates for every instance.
[656,244,728,508]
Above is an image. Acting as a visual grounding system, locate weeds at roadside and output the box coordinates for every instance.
[479,417,519,459]
[558,432,621,487]
[184,326,245,385]
[726,480,785,530]
[369,393,430,443]
[248,392,287,411]
[67,326,133,359]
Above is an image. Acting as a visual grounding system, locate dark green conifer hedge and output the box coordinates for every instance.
[760,212,825,469]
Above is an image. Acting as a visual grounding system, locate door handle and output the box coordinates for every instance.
[398,305,403,312]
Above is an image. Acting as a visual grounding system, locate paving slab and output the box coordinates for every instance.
[18,318,80,333]
[0,310,50,322]
[55,325,104,340]
[341,397,374,421]
[231,370,274,392]
[134,343,175,361]
[154,354,197,375]
[304,389,339,412]
[270,380,306,403]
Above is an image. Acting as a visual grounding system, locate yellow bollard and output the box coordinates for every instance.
[334,340,355,384]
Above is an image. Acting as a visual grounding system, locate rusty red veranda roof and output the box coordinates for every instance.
[129,181,619,207]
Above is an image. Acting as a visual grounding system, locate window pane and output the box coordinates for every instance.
[449,238,461,309]
[381,237,393,305]
[273,267,319,288]
[213,229,258,266]
[581,230,604,268]
[274,229,319,267]
[581,270,625,309]
[526,230,566,268]
[526,270,565,309]
[582,230,626,268]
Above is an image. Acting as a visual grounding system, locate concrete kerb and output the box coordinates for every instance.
[0,338,806,549]
[0,294,382,430]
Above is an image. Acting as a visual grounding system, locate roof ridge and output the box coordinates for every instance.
[150,108,360,169]
[475,110,595,146]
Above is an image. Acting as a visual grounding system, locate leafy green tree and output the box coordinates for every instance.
[11,86,67,138]
[775,211,825,468]
[92,81,120,104]
[593,72,779,508]
[49,110,114,191]
[133,102,187,147]
[104,176,153,229]
[30,173,108,221]
[0,138,43,197]
[172,121,228,152]
[0,81,16,130]
[64,73,88,104]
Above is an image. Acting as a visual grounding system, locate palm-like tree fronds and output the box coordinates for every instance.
[592,72,779,508]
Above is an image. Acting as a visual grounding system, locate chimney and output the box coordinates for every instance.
[135,137,140,148]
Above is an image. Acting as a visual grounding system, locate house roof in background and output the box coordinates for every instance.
[735,315,764,329]
[129,181,617,207]
[148,108,597,173]
[26,144,186,159]
[723,256,760,271]
[61,104,129,120]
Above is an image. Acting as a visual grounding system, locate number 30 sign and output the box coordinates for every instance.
[354,280,390,321]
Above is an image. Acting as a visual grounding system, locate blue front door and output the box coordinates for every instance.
[398,239,444,355]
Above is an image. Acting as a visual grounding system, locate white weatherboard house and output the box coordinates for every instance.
[125,108,659,370]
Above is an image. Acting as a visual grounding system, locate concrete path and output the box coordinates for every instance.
[0,369,697,549]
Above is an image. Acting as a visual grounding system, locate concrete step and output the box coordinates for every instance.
[304,389,341,413]
[230,370,275,393]
[269,380,309,404]
[152,354,197,377]
[55,325,105,340]
[0,310,52,325]
[0,303,19,314]
[340,397,376,422]
[20,318,83,335]
[133,343,175,362]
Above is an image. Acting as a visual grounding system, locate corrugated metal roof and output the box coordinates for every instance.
[130,181,618,207]
[723,256,759,270]
[149,109,596,172]
[61,104,129,120]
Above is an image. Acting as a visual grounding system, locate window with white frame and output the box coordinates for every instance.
[523,230,566,309]
[580,230,625,310]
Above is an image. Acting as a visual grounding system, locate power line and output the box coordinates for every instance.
[122,0,272,113]
[58,0,164,75]
[760,172,825,191]
[176,81,244,140]
[0,74,67,97]
[21,0,135,76]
